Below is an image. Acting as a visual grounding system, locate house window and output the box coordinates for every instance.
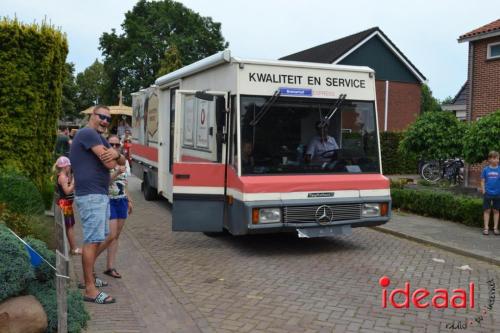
[487,42,500,59]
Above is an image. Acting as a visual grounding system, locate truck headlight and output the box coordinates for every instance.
[252,208,281,224]
[362,203,381,217]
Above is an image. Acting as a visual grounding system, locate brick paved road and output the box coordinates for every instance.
[81,176,500,333]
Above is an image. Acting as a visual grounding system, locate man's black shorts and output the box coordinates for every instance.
[483,195,500,210]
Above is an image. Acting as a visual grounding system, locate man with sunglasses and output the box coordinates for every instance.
[70,105,126,304]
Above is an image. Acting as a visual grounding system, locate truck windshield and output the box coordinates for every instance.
[240,95,380,175]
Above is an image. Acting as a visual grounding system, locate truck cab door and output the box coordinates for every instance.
[172,90,229,232]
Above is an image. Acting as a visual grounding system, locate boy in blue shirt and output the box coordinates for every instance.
[481,151,500,235]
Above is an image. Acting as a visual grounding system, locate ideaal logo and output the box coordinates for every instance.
[379,276,475,309]
[379,276,496,330]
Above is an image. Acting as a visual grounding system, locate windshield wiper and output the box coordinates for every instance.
[250,90,281,126]
[318,93,347,128]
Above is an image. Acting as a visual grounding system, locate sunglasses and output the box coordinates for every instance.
[110,143,121,147]
[94,112,112,123]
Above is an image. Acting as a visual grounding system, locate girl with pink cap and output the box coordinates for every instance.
[53,156,81,255]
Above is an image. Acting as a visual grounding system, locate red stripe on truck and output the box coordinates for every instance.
[173,163,225,186]
[237,174,389,193]
[131,143,158,162]
[174,162,389,193]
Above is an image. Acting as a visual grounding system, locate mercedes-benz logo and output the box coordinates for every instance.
[315,205,333,225]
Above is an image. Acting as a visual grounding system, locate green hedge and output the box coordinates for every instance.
[0,224,34,301]
[0,168,45,216]
[380,132,418,174]
[0,18,68,189]
[391,188,483,227]
[25,237,55,282]
[0,225,89,332]
[27,280,90,333]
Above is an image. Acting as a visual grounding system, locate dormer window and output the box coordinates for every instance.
[487,42,500,60]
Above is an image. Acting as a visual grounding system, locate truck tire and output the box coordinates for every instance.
[143,175,158,201]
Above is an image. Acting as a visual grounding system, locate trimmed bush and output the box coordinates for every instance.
[391,188,483,227]
[0,18,68,189]
[399,111,465,161]
[0,224,34,302]
[0,168,45,216]
[27,279,90,333]
[24,236,55,282]
[380,132,418,174]
[0,225,88,332]
[463,110,500,164]
[0,209,34,237]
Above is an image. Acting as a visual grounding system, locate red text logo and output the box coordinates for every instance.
[379,276,475,309]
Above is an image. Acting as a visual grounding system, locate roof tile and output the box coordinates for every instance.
[459,19,500,40]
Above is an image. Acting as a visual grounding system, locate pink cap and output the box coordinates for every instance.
[56,156,71,168]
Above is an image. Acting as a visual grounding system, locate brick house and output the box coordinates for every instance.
[458,19,500,186]
[280,27,426,131]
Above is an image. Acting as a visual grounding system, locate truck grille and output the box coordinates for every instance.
[284,204,362,224]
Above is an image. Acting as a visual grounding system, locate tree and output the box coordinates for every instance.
[441,96,454,105]
[421,84,442,112]
[158,45,183,76]
[399,111,466,160]
[463,110,500,163]
[61,62,79,120]
[99,0,228,105]
[75,59,106,110]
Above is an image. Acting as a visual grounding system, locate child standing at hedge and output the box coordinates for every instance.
[481,151,500,235]
[54,156,81,254]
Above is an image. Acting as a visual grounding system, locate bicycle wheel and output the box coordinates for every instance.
[421,163,441,182]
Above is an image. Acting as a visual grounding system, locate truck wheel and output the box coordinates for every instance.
[143,176,158,201]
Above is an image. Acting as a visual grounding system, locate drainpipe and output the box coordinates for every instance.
[384,80,389,131]
[464,42,474,187]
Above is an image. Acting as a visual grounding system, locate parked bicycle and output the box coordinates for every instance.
[420,158,464,184]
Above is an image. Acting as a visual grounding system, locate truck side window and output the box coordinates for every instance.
[169,87,178,172]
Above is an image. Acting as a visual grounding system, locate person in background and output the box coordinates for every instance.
[117,119,131,139]
[481,151,500,235]
[70,105,126,304]
[55,127,70,157]
[102,135,132,279]
[53,156,81,255]
[69,128,78,145]
[122,130,132,164]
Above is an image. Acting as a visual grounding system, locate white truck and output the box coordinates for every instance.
[130,50,391,237]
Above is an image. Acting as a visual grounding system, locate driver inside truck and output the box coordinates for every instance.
[305,121,339,163]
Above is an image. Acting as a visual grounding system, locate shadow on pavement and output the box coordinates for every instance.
[204,231,365,257]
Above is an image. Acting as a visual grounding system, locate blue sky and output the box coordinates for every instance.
[3,0,499,100]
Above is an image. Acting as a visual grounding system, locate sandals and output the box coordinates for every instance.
[104,268,122,279]
[83,291,115,304]
[78,277,109,289]
[483,229,489,236]
[494,229,500,236]
[70,248,82,255]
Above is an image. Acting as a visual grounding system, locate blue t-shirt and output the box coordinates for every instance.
[69,127,111,196]
[481,166,500,196]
